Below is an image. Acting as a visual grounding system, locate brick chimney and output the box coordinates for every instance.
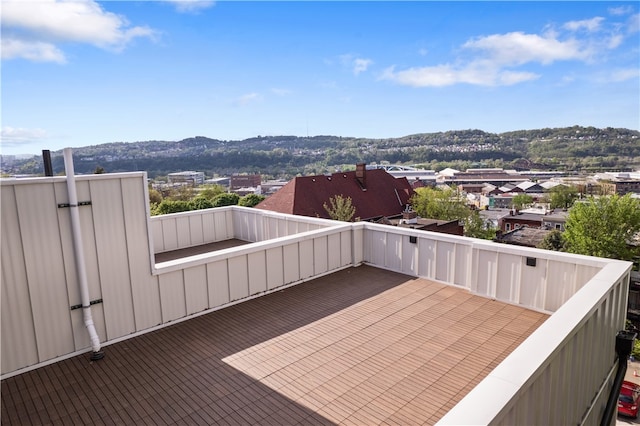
[355,163,366,190]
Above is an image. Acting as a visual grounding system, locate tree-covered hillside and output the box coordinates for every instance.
[6,126,639,178]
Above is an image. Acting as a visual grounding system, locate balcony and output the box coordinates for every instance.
[1,172,633,425]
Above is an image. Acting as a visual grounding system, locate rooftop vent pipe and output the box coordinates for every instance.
[63,148,104,361]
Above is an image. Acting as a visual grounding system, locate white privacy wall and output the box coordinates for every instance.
[151,205,337,253]
[360,222,604,313]
[0,174,352,376]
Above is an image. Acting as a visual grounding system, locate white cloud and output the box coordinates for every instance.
[165,0,215,13]
[1,127,49,146]
[380,62,539,88]
[628,13,640,33]
[339,54,373,75]
[234,93,262,106]
[609,6,634,16]
[608,68,640,82]
[1,0,156,62]
[1,38,66,63]
[380,15,637,89]
[462,32,588,65]
[352,58,373,75]
[271,88,292,96]
[563,17,605,32]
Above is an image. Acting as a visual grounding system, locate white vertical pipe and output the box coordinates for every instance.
[63,148,103,359]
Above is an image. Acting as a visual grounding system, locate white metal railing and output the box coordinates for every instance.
[150,206,338,253]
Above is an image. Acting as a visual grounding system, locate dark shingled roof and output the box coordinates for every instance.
[255,168,414,220]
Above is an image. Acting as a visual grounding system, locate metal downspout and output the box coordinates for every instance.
[600,330,635,426]
[63,148,104,361]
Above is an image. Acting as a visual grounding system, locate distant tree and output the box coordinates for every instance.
[411,186,470,221]
[323,194,356,222]
[238,194,266,207]
[166,185,195,201]
[511,194,533,210]
[563,194,640,261]
[538,230,565,251]
[199,184,225,201]
[148,188,163,205]
[153,200,191,215]
[463,211,496,240]
[548,185,578,209]
[212,193,240,207]
[94,166,105,174]
[189,196,214,210]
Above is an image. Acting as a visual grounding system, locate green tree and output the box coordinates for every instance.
[511,193,533,210]
[166,185,195,201]
[153,199,191,215]
[548,185,578,209]
[198,184,225,201]
[189,196,214,210]
[323,194,356,222]
[563,194,640,261]
[94,166,105,174]
[238,194,266,207]
[463,211,496,240]
[538,229,565,251]
[410,186,470,221]
[148,188,163,205]
[212,193,240,207]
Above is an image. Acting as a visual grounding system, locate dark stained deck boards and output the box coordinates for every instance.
[1,265,548,425]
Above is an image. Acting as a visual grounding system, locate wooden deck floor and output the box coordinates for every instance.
[1,265,548,425]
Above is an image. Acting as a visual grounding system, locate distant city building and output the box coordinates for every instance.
[168,171,205,186]
[230,174,261,191]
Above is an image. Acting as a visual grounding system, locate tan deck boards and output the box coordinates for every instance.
[1,265,548,425]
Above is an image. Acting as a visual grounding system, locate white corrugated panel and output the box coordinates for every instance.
[90,179,136,339]
[327,233,341,270]
[386,232,403,272]
[15,182,75,361]
[207,260,230,307]
[313,237,328,275]
[266,247,284,290]
[184,265,208,315]
[299,239,314,279]
[228,255,249,301]
[201,211,216,243]
[519,257,547,310]
[418,238,437,279]
[161,218,179,251]
[188,215,204,246]
[475,249,498,296]
[1,185,39,374]
[176,216,191,248]
[496,252,522,304]
[453,244,471,287]
[283,243,300,284]
[248,252,267,295]
[158,270,186,322]
[401,234,417,275]
[435,241,455,283]
[151,219,164,253]
[121,177,162,330]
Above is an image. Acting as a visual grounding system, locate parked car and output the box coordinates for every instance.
[619,380,640,418]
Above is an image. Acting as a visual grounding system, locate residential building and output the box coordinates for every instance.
[0,166,633,425]
[255,163,414,221]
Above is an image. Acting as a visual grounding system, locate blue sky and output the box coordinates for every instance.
[1,1,639,155]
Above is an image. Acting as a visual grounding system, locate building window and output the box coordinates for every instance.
[506,223,511,231]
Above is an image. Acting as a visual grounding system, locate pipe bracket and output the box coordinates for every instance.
[58,201,92,208]
[70,298,103,310]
